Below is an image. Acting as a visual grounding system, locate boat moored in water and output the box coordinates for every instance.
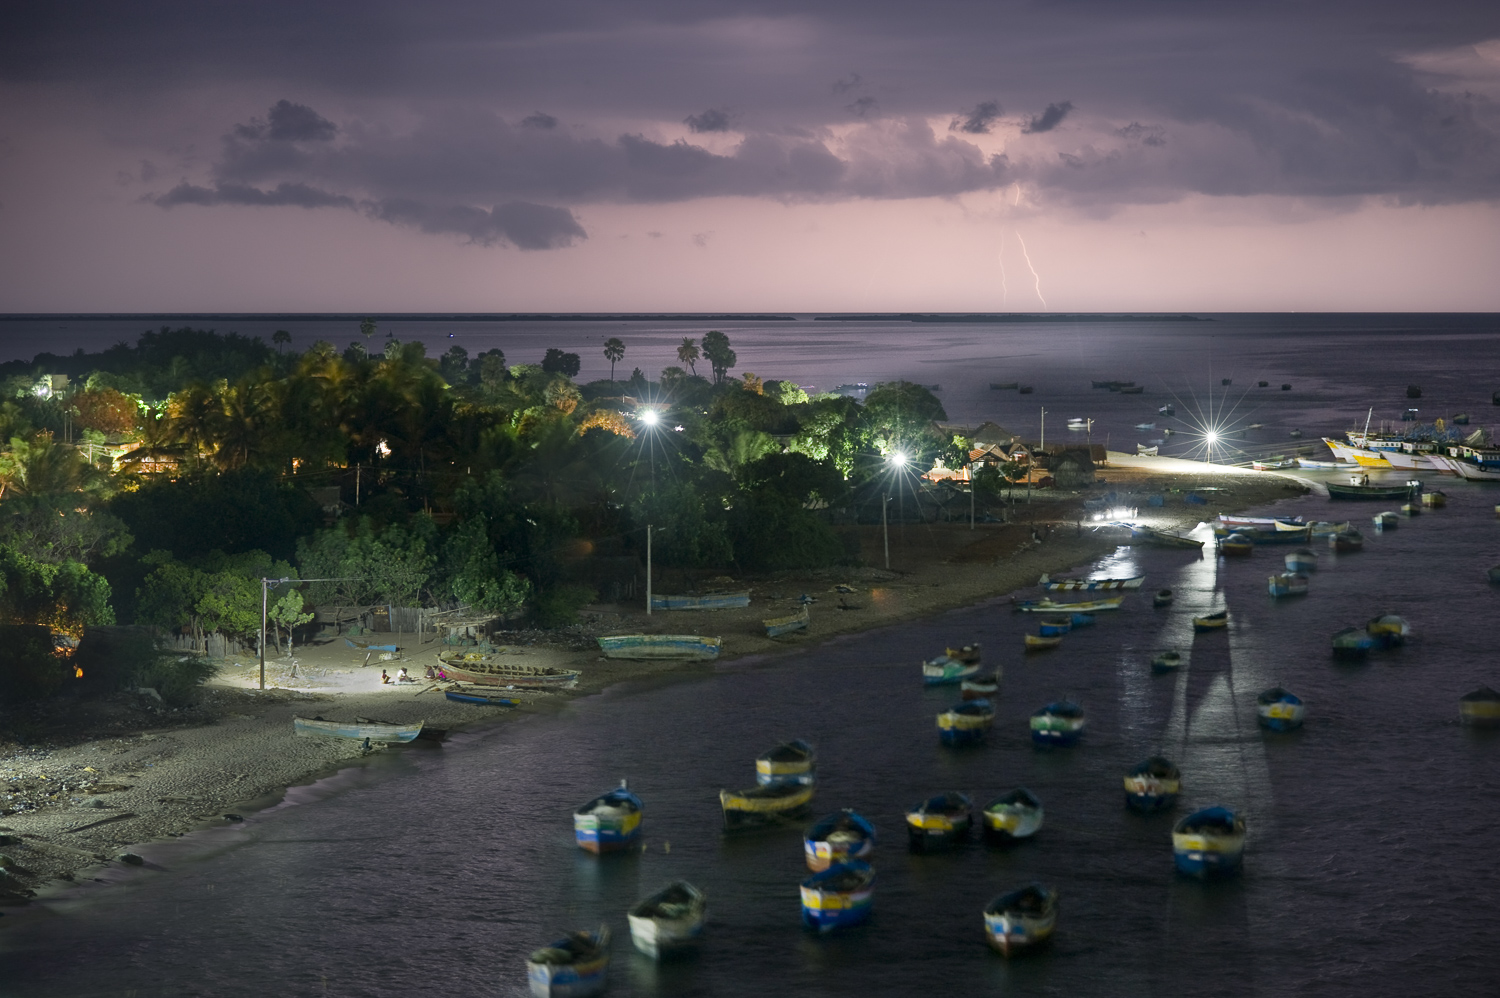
[1373,511,1399,530]
[526,926,610,998]
[627,882,706,959]
[1151,650,1183,673]
[1285,548,1318,572]
[960,670,1002,700]
[1329,529,1365,553]
[804,809,877,871]
[1030,700,1086,746]
[945,643,982,664]
[1421,490,1447,507]
[1153,588,1174,607]
[1256,687,1305,731]
[1039,573,1144,591]
[1124,756,1181,812]
[983,883,1058,956]
[800,861,875,933]
[1366,613,1411,648]
[1037,617,1072,637]
[1218,532,1254,556]
[756,740,817,786]
[1024,633,1062,651]
[938,699,995,746]
[1268,573,1309,598]
[1460,686,1500,726]
[573,780,643,854]
[922,654,982,685]
[1332,626,1376,660]
[982,788,1044,841]
[1130,526,1205,549]
[906,792,973,850]
[720,782,816,831]
[1172,806,1247,879]
[1192,611,1229,632]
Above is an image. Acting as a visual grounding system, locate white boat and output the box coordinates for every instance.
[1135,422,1156,431]
[627,882,706,959]
[1218,514,1304,530]
[1267,573,1309,598]
[1038,573,1144,591]
[983,884,1057,956]
[527,926,610,998]
[1285,548,1318,572]
[1013,596,1125,613]
[1136,444,1158,456]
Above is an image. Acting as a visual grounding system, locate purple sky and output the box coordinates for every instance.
[3,1,1499,312]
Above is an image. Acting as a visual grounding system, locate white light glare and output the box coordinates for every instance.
[639,409,660,426]
[1205,430,1220,445]
[889,451,909,468]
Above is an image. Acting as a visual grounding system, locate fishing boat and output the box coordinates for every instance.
[1459,686,1500,726]
[1159,404,1175,415]
[983,884,1057,956]
[1421,490,1447,507]
[1130,526,1205,549]
[1136,444,1159,456]
[1024,634,1062,651]
[720,782,815,831]
[1267,573,1309,598]
[922,654,982,685]
[1037,617,1072,637]
[1151,650,1183,673]
[596,635,721,661]
[756,740,817,786]
[1153,588,1174,607]
[1192,611,1229,632]
[627,882,706,959]
[800,861,875,933]
[1327,480,1421,501]
[1070,612,1095,627]
[1256,687,1305,731]
[1172,806,1247,878]
[1014,596,1125,613]
[526,926,610,998]
[649,592,750,611]
[292,716,423,743]
[1372,511,1399,530]
[1135,422,1156,431]
[434,656,583,689]
[1332,626,1376,659]
[573,780,643,854]
[1039,573,1145,591]
[960,670,1002,700]
[1366,613,1411,648]
[1218,533,1254,556]
[804,809,877,871]
[1400,502,1421,517]
[938,699,995,746]
[1285,548,1318,572]
[1329,529,1364,553]
[763,605,810,637]
[1124,756,1181,812]
[905,792,972,850]
[444,689,519,706]
[945,643,982,664]
[344,636,399,653]
[982,788,1044,841]
[1030,700,1085,746]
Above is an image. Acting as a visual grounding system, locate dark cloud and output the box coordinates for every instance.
[831,73,863,95]
[846,96,878,119]
[368,199,586,249]
[1022,101,1074,134]
[684,108,732,133]
[1118,122,1166,147]
[521,112,559,129]
[152,181,356,209]
[951,100,1002,134]
[233,99,336,142]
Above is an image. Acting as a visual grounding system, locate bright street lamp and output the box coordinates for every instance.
[639,408,661,426]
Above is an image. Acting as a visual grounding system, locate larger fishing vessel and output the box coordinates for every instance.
[1321,409,1470,472]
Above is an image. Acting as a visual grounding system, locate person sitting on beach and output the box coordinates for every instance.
[424,665,436,679]
[436,668,448,681]
[380,669,391,685]
[396,666,414,683]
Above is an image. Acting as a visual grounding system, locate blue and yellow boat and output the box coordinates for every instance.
[1123,756,1180,812]
[905,792,972,851]
[1192,611,1229,632]
[1030,701,1085,746]
[800,861,875,933]
[526,925,610,998]
[1332,626,1375,659]
[1172,806,1246,878]
[1218,532,1254,556]
[720,782,815,831]
[572,780,642,854]
[1256,687,1305,731]
[1460,686,1500,726]
[1037,617,1072,637]
[937,699,994,746]
[983,883,1057,956]
[804,809,876,872]
[755,740,816,786]
[982,788,1044,842]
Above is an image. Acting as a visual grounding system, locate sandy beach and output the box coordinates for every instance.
[0,454,1308,902]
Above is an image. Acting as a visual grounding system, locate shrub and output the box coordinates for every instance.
[531,584,597,629]
[0,624,66,703]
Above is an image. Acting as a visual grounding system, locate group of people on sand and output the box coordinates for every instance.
[379,664,448,685]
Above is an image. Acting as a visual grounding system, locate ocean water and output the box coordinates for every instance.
[5,482,1500,996]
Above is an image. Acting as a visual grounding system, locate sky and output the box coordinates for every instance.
[2,1,1499,313]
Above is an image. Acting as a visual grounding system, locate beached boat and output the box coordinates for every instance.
[1037,617,1072,637]
[938,699,995,746]
[1366,613,1411,648]
[1130,526,1205,549]
[443,689,520,706]
[526,926,610,998]
[960,670,1002,700]
[906,792,973,850]
[1267,573,1309,598]
[1192,611,1229,632]
[627,882,705,959]
[434,657,582,689]
[720,782,816,831]
[596,635,721,661]
[1421,490,1447,507]
[800,861,875,933]
[1030,700,1085,746]
[1256,687,1305,731]
[922,655,982,685]
[649,592,750,611]
[1024,634,1062,652]
[1372,511,1399,530]
[1039,573,1144,591]
[1153,588,1174,607]
[1329,530,1364,553]
[1124,756,1181,812]
[293,716,423,743]
[1151,650,1183,673]
[804,809,877,871]
[344,636,399,653]
[1172,807,1247,878]
[982,788,1044,841]
[1332,626,1376,659]
[1014,596,1125,613]
[763,605,810,638]
[1460,686,1500,726]
[983,884,1058,956]
[1136,444,1159,456]
[756,740,817,786]
[945,643,982,664]
[573,780,643,854]
[1218,533,1254,556]
[1285,548,1318,573]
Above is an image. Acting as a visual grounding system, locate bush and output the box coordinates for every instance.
[0,624,67,703]
[531,584,597,629]
[73,626,217,705]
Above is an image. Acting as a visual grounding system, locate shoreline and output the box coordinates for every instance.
[0,455,1308,908]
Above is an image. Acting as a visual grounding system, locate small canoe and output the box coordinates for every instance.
[1459,686,1500,726]
[1014,596,1125,613]
[720,783,815,831]
[1420,490,1446,507]
[1332,626,1376,659]
[1153,589,1174,607]
[597,635,721,661]
[800,861,875,933]
[1218,533,1254,556]
[1400,503,1421,517]
[945,643,982,664]
[293,716,423,743]
[1372,511,1399,530]
[1285,548,1318,573]
[1130,526,1205,549]
[650,592,750,611]
[923,655,981,685]
[573,780,643,854]
[1024,634,1062,652]
[938,699,995,746]
[804,809,877,872]
[983,883,1057,956]
[436,653,582,688]
[1030,700,1085,746]
[1192,611,1229,632]
[906,792,972,851]
[1038,573,1144,591]
[1256,687,1305,731]
[1267,573,1309,598]
[1038,617,1072,637]
[756,739,817,786]
[526,926,610,998]
[1172,807,1247,879]
[763,605,810,638]
[1366,613,1411,648]
[1151,650,1183,673]
[960,670,1002,700]
[1124,756,1181,812]
[982,788,1044,841]
[627,882,706,959]
[444,690,519,706]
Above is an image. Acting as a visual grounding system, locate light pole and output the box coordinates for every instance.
[260,576,359,690]
[969,461,976,530]
[1040,407,1047,453]
[884,451,909,569]
[645,524,653,615]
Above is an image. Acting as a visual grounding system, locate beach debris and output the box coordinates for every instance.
[118,853,144,866]
[81,797,109,808]
[223,814,244,822]
[66,812,137,833]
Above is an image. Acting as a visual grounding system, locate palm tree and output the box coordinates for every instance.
[603,337,625,381]
[0,435,110,499]
[677,337,700,376]
[273,329,292,353]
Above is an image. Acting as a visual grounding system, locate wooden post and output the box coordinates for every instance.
[646,524,653,615]
[259,578,268,690]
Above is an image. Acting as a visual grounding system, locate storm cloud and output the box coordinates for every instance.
[1022,101,1074,134]
[951,101,1002,135]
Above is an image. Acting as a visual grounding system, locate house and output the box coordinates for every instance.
[1047,447,1098,488]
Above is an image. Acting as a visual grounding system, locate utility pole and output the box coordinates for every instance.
[645,524,653,615]
[260,579,270,691]
[882,496,891,569]
[1040,407,1047,452]
[355,463,361,505]
[969,462,976,530]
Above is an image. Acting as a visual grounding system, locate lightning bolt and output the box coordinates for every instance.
[1015,232,1047,310]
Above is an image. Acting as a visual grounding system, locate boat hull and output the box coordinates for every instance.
[436,657,581,688]
[1038,574,1144,591]
[984,911,1056,955]
[1192,614,1228,632]
[1030,713,1085,746]
[574,814,642,854]
[627,883,706,959]
[905,795,972,851]
[1150,653,1182,673]
[527,959,609,998]
[982,803,1043,841]
[937,705,994,745]
[1268,574,1309,598]
[292,716,422,743]
[1257,706,1305,731]
[1015,597,1125,613]
[720,785,815,831]
[803,816,876,872]
[800,863,874,933]
[444,691,518,706]
[1024,635,1061,651]
[922,657,981,685]
[1172,834,1245,878]
[597,635,722,661]
[649,592,750,611]
[756,741,817,787]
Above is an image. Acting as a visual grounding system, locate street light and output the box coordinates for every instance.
[639,408,660,427]
[882,450,910,569]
